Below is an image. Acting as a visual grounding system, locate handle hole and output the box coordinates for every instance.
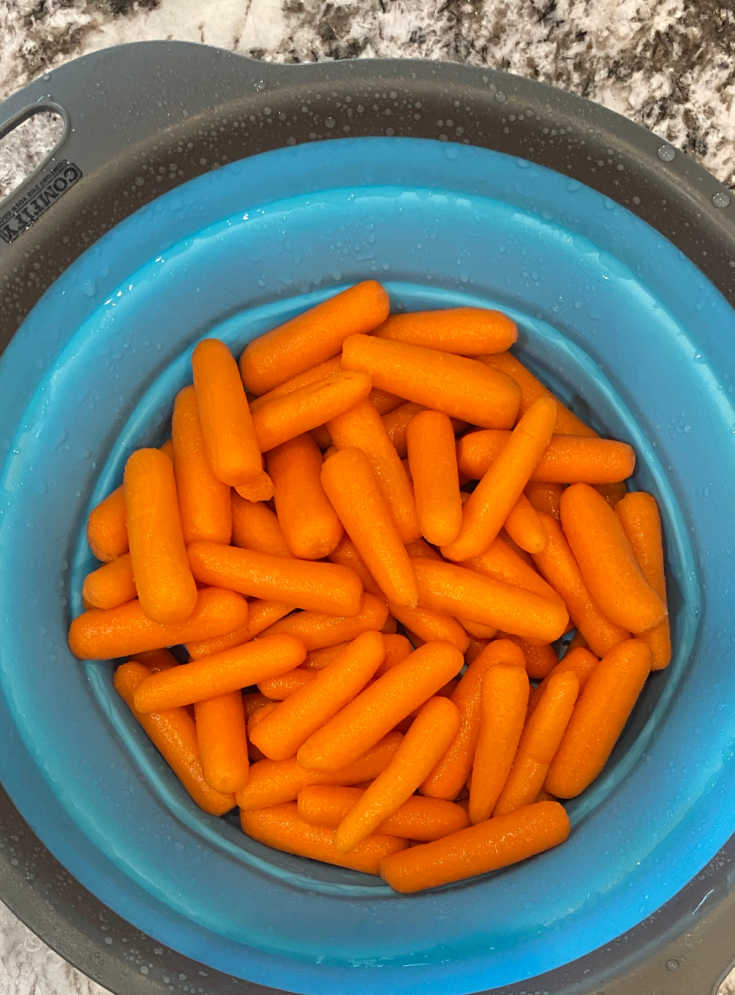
[0,108,65,201]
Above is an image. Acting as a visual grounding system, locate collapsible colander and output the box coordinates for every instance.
[1,41,735,995]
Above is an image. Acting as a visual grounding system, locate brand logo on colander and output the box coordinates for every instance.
[0,160,82,244]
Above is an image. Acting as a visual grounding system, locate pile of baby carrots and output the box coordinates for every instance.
[68,280,670,894]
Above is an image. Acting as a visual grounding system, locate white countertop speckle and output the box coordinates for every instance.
[0,1,734,994]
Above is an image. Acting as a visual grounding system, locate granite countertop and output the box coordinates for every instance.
[0,1,734,994]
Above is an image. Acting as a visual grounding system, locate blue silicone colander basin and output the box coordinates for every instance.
[0,133,733,995]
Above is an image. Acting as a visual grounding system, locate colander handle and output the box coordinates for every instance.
[0,41,287,253]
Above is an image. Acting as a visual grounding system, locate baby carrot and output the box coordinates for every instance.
[251,631,385,760]
[187,541,362,616]
[297,641,464,772]
[528,646,599,714]
[231,495,290,556]
[466,535,559,602]
[374,633,414,673]
[406,410,463,547]
[493,670,579,816]
[82,553,136,611]
[422,639,525,800]
[321,448,418,607]
[459,619,498,641]
[508,638,557,680]
[298,786,469,840]
[68,587,249,660]
[192,338,271,496]
[248,357,342,411]
[561,484,666,633]
[195,691,249,794]
[380,799,570,893]
[241,803,406,874]
[565,630,588,653]
[443,397,557,562]
[482,352,595,436]
[532,512,630,657]
[382,402,424,458]
[252,371,372,452]
[458,431,636,484]
[546,639,652,798]
[258,593,389,651]
[248,702,278,731]
[370,388,402,415]
[236,732,403,809]
[327,399,420,543]
[342,334,520,429]
[172,386,232,544]
[504,494,547,554]
[616,492,672,670]
[412,558,569,643]
[136,648,178,673]
[525,481,564,520]
[335,696,460,852]
[114,661,234,815]
[258,667,316,700]
[376,307,517,355]
[243,692,273,720]
[596,481,628,506]
[133,634,306,712]
[124,447,197,624]
[268,434,342,559]
[327,536,381,595]
[240,281,390,394]
[465,638,489,663]
[389,603,469,654]
[468,664,529,822]
[186,601,292,659]
[86,486,128,562]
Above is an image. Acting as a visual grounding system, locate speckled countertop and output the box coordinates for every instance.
[0,1,734,994]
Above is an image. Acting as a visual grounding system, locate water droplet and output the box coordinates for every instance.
[712,190,731,208]
[657,144,676,162]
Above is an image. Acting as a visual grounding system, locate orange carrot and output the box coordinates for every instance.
[616,492,672,670]
[248,701,278,730]
[565,630,587,654]
[560,484,666,633]
[335,696,460,852]
[87,486,128,562]
[466,535,559,602]
[185,601,292,659]
[406,410,463,547]
[528,646,599,714]
[172,386,232,544]
[297,641,464,772]
[458,430,635,484]
[258,667,316,700]
[321,448,418,606]
[508,638,557,680]
[241,803,406,873]
[133,634,306,712]
[124,448,197,624]
[389,603,469,654]
[258,593,388,651]
[382,402,424,458]
[268,434,342,559]
[251,631,385,761]
[240,281,390,394]
[68,587,248,660]
[443,397,557,562]
[192,338,271,497]
[249,357,342,411]
[493,670,579,816]
[380,799,570,892]
[236,732,403,809]
[596,481,628,507]
[252,371,372,453]
[374,633,414,673]
[482,352,595,436]
[525,481,564,520]
[195,691,249,794]
[504,494,547,554]
[114,661,234,815]
[468,663,530,822]
[327,536,381,595]
[546,639,652,797]
[413,558,568,643]
[136,648,178,673]
[82,553,136,611]
[376,307,517,355]
[187,541,362,616]
[458,619,498,641]
[230,495,290,556]
[465,638,489,663]
[243,692,273,719]
[370,388,402,415]
[298,786,468,840]
[342,334,520,428]
[422,639,525,800]
[532,512,630,657]
[327,399,420,543]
